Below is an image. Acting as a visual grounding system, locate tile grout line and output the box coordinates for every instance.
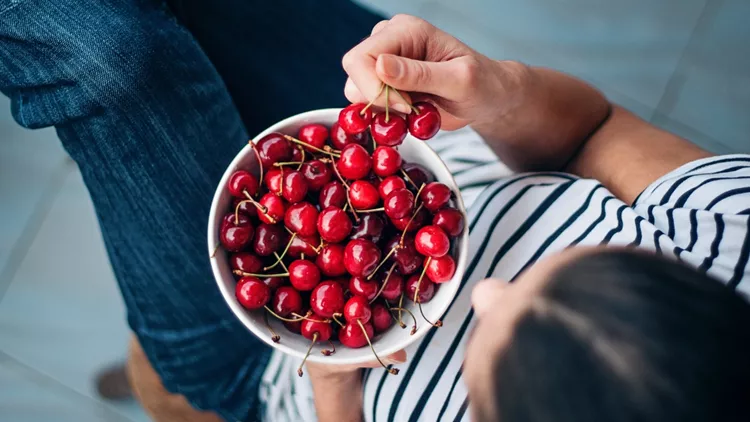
[0,349,137,422]
[0,160,73,303]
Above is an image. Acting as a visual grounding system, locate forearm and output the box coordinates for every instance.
[472,64,611,172]
[309,369,363,422]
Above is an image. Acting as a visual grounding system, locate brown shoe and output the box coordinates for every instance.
[95,362,133,401]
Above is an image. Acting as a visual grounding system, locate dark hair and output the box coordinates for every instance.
[488,249,750,422]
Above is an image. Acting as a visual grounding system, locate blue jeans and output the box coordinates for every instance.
[0,0,381,420]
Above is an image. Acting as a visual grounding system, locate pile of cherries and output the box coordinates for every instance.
[217,87,463,375]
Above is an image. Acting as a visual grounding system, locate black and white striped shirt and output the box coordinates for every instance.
[259,129,750,422]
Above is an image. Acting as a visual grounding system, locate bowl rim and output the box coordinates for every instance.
[207,108,469,364]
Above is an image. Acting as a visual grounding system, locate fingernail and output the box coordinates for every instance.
[380,55,403,79]
[393,103,411,114]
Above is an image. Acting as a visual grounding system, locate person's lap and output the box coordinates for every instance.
[0,0,382,420]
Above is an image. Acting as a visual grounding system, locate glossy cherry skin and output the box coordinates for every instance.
[349,180,380,210]
[343,296,372,324]
[405,275,437,303]
[253,223,285,256]
[390,206,428,233]
[235,277,271,310]
[272,286,303,317]
[265,168,283,195]
[402,162,435,187]
[384,188,415,219]
[289,259,321,291]
[425,255,456,283]
[316,244,347,277]
[372,146,403,177]
[256,133,293,168]
[339,321,374,348]
[258,193,287,224]
[350,213,385,243]
[228,170,259,198]
[281,170,309,204]
[310,280,346,318]
[301,160,332,191]
[370,112,407,146]
[379,271,405,301]
[232,198,257,220]
[338,103,373,135]
[291,145,304,162]
[407,102,441,140]
[288,234,320,259]
[337,144,371,180]
[230,252,263,274]
[344,239,382,277]
[261,276,285,290]
[284,319,302,334]
[385,236,422,275]
[319,181,347,209]
[371,302,393,333]
[433,208,464,237]
[420,182,451,212]
[415,225,451,258]
[349,276,379,300]
[330,121,367,149]
[220,213,254,252]
[317,207,352,243]
[298,123,329,151]
[378,175,407,199]
[301,317,333,342]
[284,202,319,237]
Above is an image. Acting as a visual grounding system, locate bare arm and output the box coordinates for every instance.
[308,369,363,422]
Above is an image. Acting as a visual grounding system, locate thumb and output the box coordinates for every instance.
[376,54,455,99]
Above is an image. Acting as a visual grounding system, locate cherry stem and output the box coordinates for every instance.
[413,258,431,303]
[242,191,276,223]
[417,300,443,328]
[249,141,264,188]
[357,320,399,375]
[385,300,407,328]
[283,227,322,253]
[321,340,336,356]
[283,134,340,157]
[264,233,296,270]
[361,83,385,114]
[399,203,424,245]
[389,86,421,114]
[264,312,281,343]
[400,168,418,189]
[370,263,398,303]
[274,252,290,273]
[291,312,330,324]
[297,146,305,171]
[233,270,289,278]
[367,247,397,280]
[298,332,318,377]
[358,207,385,213]
[389,307,418,335]
[210,243,220,259]
[384,85,390,123]
[397,293,405,327]
[278,167,284,196]
[331,313,346,328]
[330,160,360,222]
[273,161,304,167]
[264,306,308,323]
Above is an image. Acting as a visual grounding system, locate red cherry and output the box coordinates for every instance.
[235,277,270,310]
[261,276,285,290]
[344,239,382,277]
[330,121,367,149]
[433,208,464,237]
[228,170,259,198]
[343,296,372,324]
[317,207,353,243]
[420,182,451,212]
[256,133,293,168]
[379,271,405,301]
[288,234,321,259]
[258,193,287,224]
[372,146,403,177]
[301,160,332,191]
[289,259,321,291]
[298,123,329,151]
[370,113,407,146]
[281,170,309,204]
[415,225,451,258]
[301,317,333,342]
[349,180,380,210]
[425,255,456,283]
[253,223,285,256]
[405,275,437,303]
[371,302,393,333]
[379,175,407,199]
[338,103,373,135]
[339,321,374,348]
[390,206,428,233]
[284,319,302,334]
[310,280,346,318]
[272,286,303,317]
[403,162,435,187]
[385,236,422,275]
[232,198,257,220]
[316,244,347,277]
[230,252,263,274]
[220,213,254,252]
[284,202,319,237]
[319,181,347,209]
[265,169,283,196]
[384,188,415,219]
[350,213,385,243]
[407,102,441,140]
[291,145,304,162]
[349,276,379,300]
[337,144,371,180]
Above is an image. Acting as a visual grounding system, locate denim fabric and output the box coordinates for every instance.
[0,0,381,420]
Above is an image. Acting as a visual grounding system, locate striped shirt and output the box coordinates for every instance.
[259,128,750,422]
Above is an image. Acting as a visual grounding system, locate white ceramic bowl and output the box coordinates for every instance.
[208,108,468,365]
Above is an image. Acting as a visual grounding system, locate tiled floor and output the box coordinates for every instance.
[1,0,748,420]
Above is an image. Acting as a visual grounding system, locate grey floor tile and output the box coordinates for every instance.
[657,0,750,153]
[0,168,148,421]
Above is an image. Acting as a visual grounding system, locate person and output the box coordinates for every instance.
[258,15,750,422]
[0,0,383,421]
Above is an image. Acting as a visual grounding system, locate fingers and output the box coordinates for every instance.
[371,20,390,35]
[375,54,470,100]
